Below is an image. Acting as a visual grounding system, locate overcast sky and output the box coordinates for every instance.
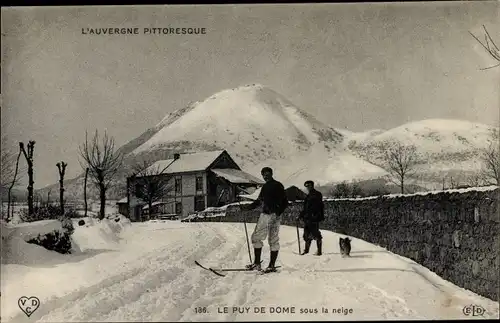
[1,2,499,188]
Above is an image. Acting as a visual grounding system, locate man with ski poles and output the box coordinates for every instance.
[239,167,288,273]
[298,180,324,256]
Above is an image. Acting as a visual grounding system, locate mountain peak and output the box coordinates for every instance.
[132,84,344,166]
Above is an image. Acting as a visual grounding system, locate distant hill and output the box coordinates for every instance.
[346,119,498,188]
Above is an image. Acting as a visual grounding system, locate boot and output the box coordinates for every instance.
[266,250,279,270]
[301,241,311,255]
[315,240,322,256]
[246,248,262,270]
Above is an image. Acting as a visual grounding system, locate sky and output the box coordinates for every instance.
[1,2,499,188]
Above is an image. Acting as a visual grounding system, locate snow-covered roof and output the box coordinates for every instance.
[142,201,170,209]
[117,197,127,204]
[239,187,262,200]
[144,150,226,175]
[211,168,264,184]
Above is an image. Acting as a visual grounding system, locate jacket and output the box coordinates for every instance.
[244,179,288,215]
[299,189,324,222]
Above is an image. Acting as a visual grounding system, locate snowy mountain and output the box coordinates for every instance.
[347,119,499,187]
[37,85,497,199]
[132,84,343,162]
[129,84,385,187]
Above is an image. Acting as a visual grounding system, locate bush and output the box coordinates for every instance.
[78,219,86,226]
[60,216,75,235]
[65,208,81,218]
[26,230,72,254]
[25,217,75,254]
[20,205,80,222]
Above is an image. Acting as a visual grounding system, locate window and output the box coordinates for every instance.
[175,177,182,194]
[135,183,142,195]
[175,202,183,215]
[196,176,203,191]
[194,196,205,212]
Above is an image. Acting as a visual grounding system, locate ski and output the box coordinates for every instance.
[195,260,266,277]
[195,260,226,277]
[257,266,282,275]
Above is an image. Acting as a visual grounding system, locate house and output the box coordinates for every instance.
[126,150,264,222]
[116,197,129,216]
[285,185,307,201]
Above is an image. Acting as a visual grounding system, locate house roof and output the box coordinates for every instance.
[143,150,226,175]
[285,185,307,201]
[117,197,128,204]
[211,168,264,185]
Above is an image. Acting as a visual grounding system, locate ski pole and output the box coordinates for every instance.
[237,197,253,264]
[296,219,302,254]
[244,220,252,264]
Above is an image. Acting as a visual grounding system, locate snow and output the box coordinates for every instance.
[129,84,361,187]
[124,84,495,189]
[249,149,387,188]
[142,202,166,210]
[211,168,264,184]
[1,220,63,242]
[350,118,496,156]
[1,220,498,322]
[144,150,225,174]
[239,187,261,200]
[324,185,498,202]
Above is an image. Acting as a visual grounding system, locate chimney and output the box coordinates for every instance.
[173,153,180,160]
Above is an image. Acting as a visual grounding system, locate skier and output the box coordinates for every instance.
[298,180,324,256]
[240,167,288,273]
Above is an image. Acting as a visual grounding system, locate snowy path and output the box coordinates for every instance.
[2,221,499,322]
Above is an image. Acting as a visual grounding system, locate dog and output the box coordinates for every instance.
[339,237,352,257]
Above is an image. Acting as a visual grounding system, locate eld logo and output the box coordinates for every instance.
[462,304,485,317]
[18,296,40,317]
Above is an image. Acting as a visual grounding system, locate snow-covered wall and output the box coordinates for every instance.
[199,186,499,302]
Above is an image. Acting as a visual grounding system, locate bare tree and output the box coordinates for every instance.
[470,25,500,70]
[56,161,67,215]
[1,135,19,190]
[350,182,363,198]
[376,142,422,194]
[84,167,89,217]
[20,141,35,216]
[47,188,52,205]
[3,136,23,221]
[331,181,352,198]
[130,161,174,221]
[467,173,484,188]
[480,129,500,185]
[79,130,123,220]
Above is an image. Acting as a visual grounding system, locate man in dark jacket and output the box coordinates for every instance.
[298,180,324,256]
[240,167,288,273]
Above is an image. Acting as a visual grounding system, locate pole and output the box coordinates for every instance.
[236,192,252,264]
[244,220,253,264]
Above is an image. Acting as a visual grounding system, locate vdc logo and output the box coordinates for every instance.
[18,296,40,317]
[462,304,486,317]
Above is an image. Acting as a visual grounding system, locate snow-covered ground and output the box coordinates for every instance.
[2,220,498,322]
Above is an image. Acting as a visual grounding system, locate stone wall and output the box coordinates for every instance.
[197,187,499,301]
